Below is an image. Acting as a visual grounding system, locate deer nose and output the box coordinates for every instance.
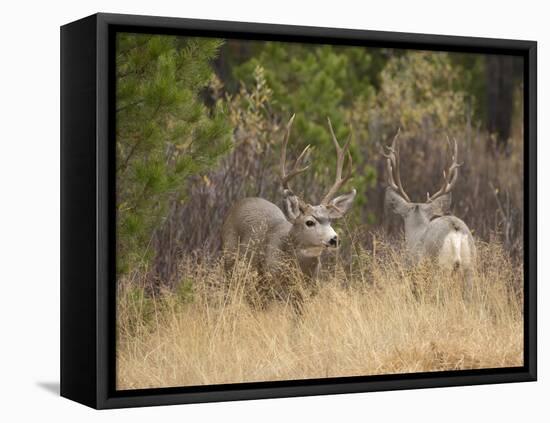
[329,236,339,247]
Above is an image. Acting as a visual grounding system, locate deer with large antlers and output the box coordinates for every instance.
[383,131,476,293]
[222,115,356,302]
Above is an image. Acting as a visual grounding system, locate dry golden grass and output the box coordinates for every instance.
[116,239,523,390]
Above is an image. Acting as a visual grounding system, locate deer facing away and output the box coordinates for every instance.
[222,115,356,302]
[383,131,476,292]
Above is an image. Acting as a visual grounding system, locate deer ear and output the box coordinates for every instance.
[327,189,357,219]
[428,193,452,216]
[385,188,411,217]
[283,190,302,222]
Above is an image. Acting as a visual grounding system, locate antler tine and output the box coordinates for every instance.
[321,118,354,205]
[382,129,411,202]
[280,114,311,193]
[427,136,462,202]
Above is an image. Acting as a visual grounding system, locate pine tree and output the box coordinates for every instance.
[232,42,381,207]
[116,34,231,273]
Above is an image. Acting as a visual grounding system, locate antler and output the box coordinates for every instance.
[426,136,462,202]
[320,118,354,205]
[382,128,411,202]
[280,114,311,194]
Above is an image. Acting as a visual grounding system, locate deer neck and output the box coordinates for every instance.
[281,232,321,279]
[403,212,430,250]
[297,254,321,279]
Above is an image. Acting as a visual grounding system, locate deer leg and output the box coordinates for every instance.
[221,230,238,275]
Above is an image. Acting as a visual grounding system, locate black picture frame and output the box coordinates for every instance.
[60,12,537,409]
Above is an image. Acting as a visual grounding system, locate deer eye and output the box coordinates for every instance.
[305,220,316,227]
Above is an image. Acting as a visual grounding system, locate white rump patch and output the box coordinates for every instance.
[439,232,471,270]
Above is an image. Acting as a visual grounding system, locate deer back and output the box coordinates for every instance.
[412,213,475,270]
[222,197,290,258]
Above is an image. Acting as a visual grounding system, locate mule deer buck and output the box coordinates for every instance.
[222,115,356,305]
[383,131,476,294]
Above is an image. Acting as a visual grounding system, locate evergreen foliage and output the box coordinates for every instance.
[375,51,469,135]
[233,42,381,206]
[116,34,231,273]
